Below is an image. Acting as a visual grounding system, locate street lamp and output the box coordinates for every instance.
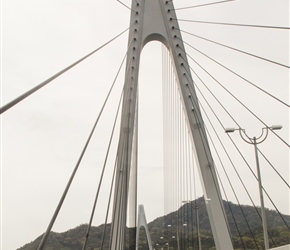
[165,242,169,250]
[225,125,283,249]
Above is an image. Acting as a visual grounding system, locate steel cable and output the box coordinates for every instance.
[36,42,128,250]
[82,90,123,250]
[174,18,290,30]
[177,28,290,69]
[177,37,290,108]
[172,0,236,11]
[181,56,290,233]
[257,149,290,189]
[178,46,290,148]
[0,27,130,115]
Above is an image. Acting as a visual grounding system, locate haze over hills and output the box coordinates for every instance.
[18,198,290,250]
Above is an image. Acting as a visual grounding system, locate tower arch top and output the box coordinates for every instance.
[130,0,172,50]
[142,33,169,49]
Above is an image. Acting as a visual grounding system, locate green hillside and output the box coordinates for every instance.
[18,198,290,250]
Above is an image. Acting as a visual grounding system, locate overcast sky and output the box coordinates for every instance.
[1,0,289,249]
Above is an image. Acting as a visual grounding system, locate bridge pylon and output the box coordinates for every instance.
[109,0,234,249]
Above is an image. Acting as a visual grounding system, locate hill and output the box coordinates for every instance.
[18,198,290,250]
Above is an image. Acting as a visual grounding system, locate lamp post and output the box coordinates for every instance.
[167,225,172,249]
[193,202,203,250]
[172,235,176,250]
[182,200,204,250]
[182,223,187,250]
[225,125,283,249]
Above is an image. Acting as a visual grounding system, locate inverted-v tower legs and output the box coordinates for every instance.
[110,0,234,249]
[136,205,153,250]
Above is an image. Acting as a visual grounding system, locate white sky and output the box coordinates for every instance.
[1,0,289,249]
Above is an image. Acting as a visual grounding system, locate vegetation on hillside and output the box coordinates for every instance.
[18,198,290,250]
